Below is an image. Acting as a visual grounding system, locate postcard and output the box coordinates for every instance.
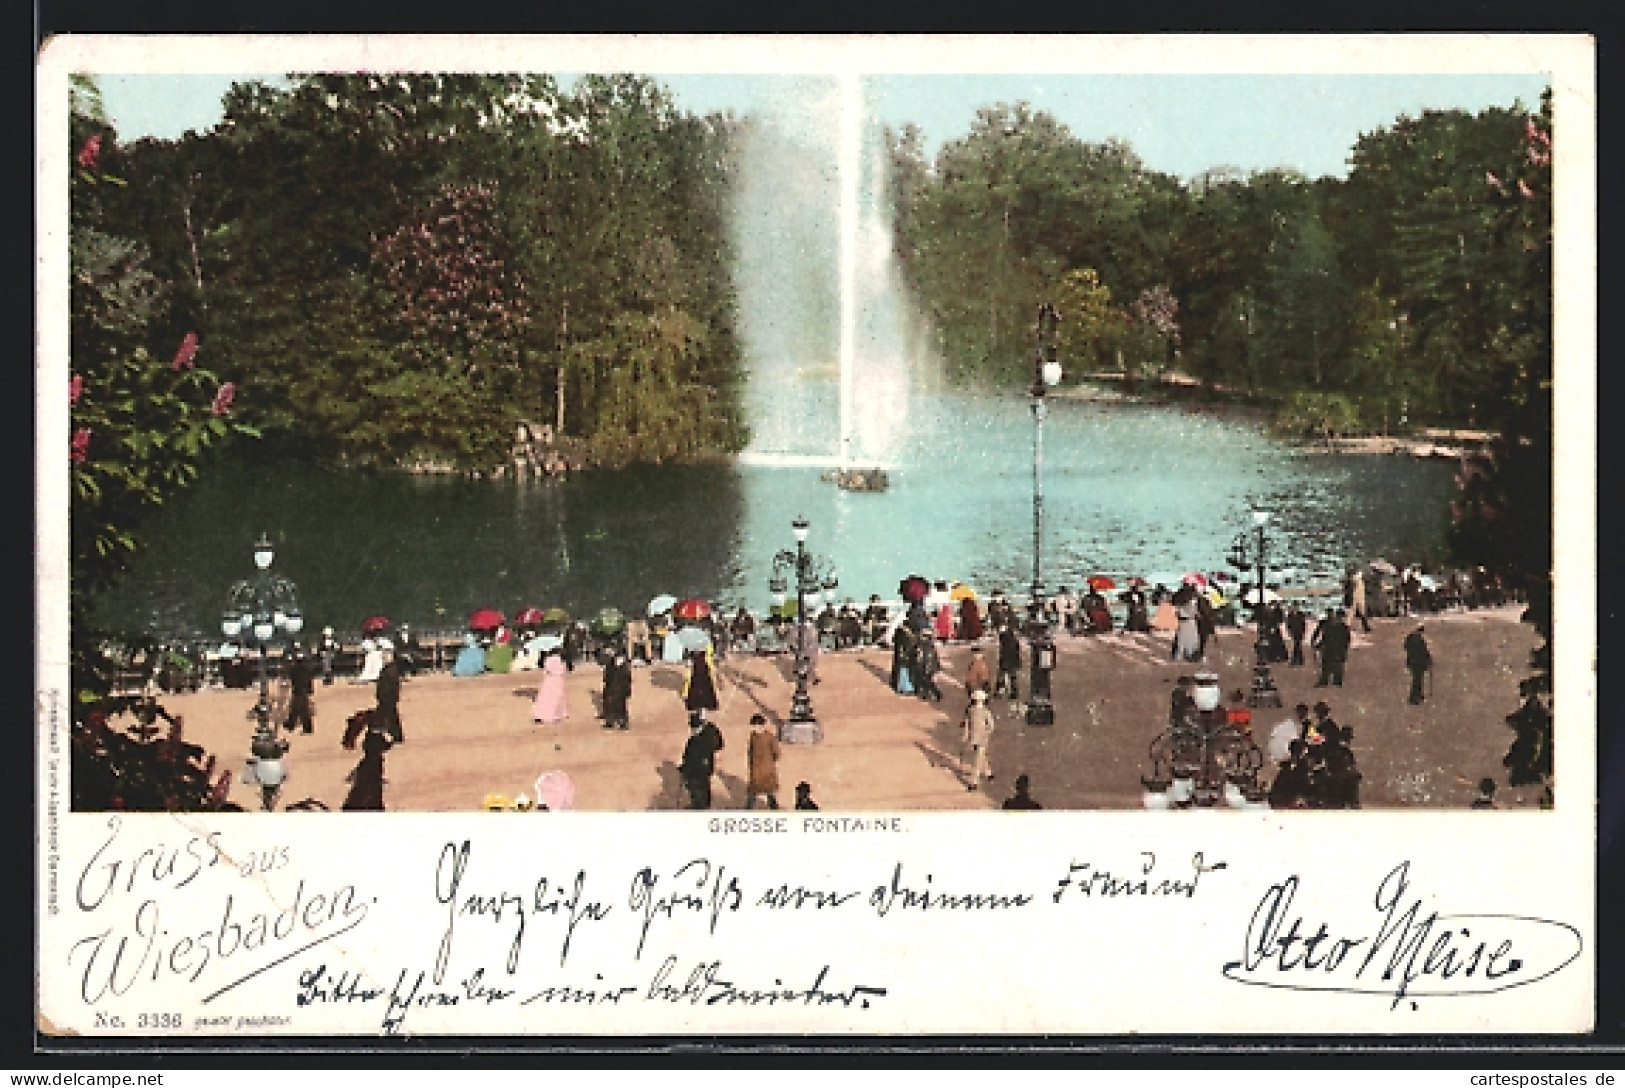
[35,33,1596,1038]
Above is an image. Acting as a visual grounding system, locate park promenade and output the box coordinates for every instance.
[158,605,1545,813]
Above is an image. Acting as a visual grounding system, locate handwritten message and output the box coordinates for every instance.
[53,817,1248,1035]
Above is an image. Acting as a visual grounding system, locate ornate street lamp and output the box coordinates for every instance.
[1226,509,1284,710]
[769,515,836,744]
[223,532,302,810]
[1141,674,1268,810]
[1026,303,1063,726]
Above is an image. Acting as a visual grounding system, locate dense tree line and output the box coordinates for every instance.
[85,74,751,474]
[890,96,1556,746]
[888,95,1552,444]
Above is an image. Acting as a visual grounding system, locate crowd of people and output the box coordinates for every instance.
[134,548,1526,812]
[1262,701,1365,809]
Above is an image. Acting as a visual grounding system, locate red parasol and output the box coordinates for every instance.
[513,607,545,628]
[360,615,391,635]
[468,607,506,631]
[673,598,712,621]
[1086,575,1116,591]
[1128,576,1148,588]
[899,575,930,604]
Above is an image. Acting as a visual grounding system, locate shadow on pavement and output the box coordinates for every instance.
[650,759,687,810]
[914,739,970,789]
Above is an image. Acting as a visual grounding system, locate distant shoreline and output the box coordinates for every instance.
[1053,377,1493,460]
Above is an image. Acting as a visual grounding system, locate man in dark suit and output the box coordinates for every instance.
[284,648,316,735]
[1403,624,1432,704]
[1286,604,1308,666]
[1002,774,1043,810]
[1315,610,1351,687]
[374,649,404,742]
[679,712,724,809]
[996,624,1022,701]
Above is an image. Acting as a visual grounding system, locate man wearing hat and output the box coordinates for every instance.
[284,646,317,735]
[961,689,996,790]
[1403,624,1432,704]
[1001,774,1042,810]
[375,648,404,743]
[319,626,339,685]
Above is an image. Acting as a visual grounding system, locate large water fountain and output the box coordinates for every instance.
[733,74,929,478]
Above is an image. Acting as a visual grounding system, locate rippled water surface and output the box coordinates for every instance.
[86,392,1458,640]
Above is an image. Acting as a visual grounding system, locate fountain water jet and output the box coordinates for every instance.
[733,75,933,485]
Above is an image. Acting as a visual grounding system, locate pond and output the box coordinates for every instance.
[85,390,1460,643]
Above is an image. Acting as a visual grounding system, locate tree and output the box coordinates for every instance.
[69,83,253,810]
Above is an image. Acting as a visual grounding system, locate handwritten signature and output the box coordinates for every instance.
[1222,861,1582,1009]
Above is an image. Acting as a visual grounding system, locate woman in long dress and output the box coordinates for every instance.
[661,616,687,665]
[452,633,486,676]
[1150,594,1178,635]
[357,638,384,683]
[532,650,569,723]
[1173,596,1201,662]
[934,602,955,642]
[682,647,720,717]
[958,597,983,642]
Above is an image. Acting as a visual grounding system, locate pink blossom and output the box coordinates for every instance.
[70,428,92,463]
[173,332,199,371]
[1518,178,1535,200]
[1485,171,1506,195]
[77,134,102,172]
[69,373,82,407]
[211,382,236,417]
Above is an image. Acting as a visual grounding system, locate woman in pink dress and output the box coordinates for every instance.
[532,650,569,723]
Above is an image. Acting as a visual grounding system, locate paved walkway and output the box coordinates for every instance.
[155,606,1544,812]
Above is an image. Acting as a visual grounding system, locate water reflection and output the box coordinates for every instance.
[84,398,1457,641]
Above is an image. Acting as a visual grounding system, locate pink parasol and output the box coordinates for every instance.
[1181,572,1210,588]
[533,771,577,812]
[513,606,545,628]
[361,615,391,635]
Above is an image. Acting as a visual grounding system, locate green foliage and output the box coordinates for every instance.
[70,105,257,605]
[1274,391,1363,439]
[890,98,1549,439]
[71,694,234,812]
[69,84,258,806]
[101,73,749,472]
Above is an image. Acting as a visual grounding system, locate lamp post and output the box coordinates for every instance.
[222,532,303,810]
[1227,510,1284,710]
[1026,303,1063,726]
[770,516,835,744]
[1141,676,1268,810]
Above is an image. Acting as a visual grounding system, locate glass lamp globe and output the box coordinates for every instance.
[253,614,275,642]
[285,611,305,635]
[1041,359,1063,387]
[253,533,275,571]
[1252,509,1271,528]
[221,611,242,639]
[791,516,810,544]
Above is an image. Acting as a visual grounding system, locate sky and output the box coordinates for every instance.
[95,71,1550,181]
